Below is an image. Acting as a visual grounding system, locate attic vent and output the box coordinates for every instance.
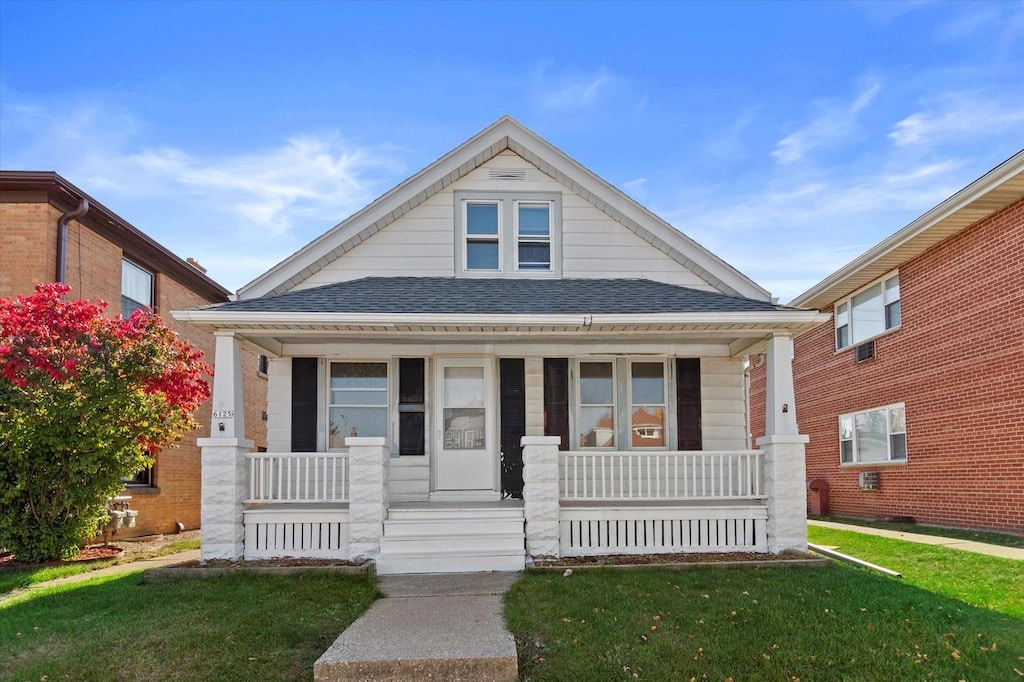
[859,471,880,491]
[488,168,526,181]
[855,340,875,363]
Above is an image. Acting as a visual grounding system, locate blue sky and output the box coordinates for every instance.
[1,1,1021,302]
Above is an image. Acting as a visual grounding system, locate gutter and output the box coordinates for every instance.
[56,198,89,284]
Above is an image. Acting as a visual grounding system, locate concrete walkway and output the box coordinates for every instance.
[808,520,1024,560]
[314,573,520,682]
[1,550,200,603]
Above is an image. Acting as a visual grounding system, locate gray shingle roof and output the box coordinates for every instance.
[211,278,791,315]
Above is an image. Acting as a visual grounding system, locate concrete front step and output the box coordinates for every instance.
[377,506,525,575]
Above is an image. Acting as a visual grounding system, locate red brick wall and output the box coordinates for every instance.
[753,198,1024,534]
[1,196,267,538]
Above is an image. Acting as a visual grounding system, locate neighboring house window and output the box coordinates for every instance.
[839,403,907,464]
[328,362,388,449]
[577,360,670,450]
[835,273,901,349]
[257,354,269,376]
[515,201,552,271]
[123,462,153,487]
[465,201,501,271]
[578,361,616,448]
[630,361,666,448]
[455,191,561,276]
[121,259,153,317]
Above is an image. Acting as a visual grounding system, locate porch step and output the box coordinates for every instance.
[376,506,525,575]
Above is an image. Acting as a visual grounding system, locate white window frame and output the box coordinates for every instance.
[514,200,553,272]
[121,258,154,318]
[839,403,907,465]
[463,200,502,272]
[627,359,668,450]
[576,359,617,450]
[326,360,390,451]
[835,271,901,350]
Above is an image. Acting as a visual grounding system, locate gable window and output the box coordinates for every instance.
[835,273,900,350]
[455,190,561,276]
[839,403,906,464]
[328,362,388,449]
[121,259,153,317]
[515,201,552,271]
[465,202,500,271]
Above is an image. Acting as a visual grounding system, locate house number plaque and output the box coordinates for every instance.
[212,410,234,419]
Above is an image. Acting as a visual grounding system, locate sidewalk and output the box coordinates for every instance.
[808,520,1024,560]
[1,549,199,603]
[314,573,519,682]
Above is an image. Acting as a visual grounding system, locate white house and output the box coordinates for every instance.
[174,117,827,573]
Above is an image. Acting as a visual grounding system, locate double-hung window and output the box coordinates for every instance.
[515,201,552,271]
[835,273,901,349]
[121,259,153,318]
[328,362,388,449]
[465,202,501,271]
[839,403,907,464]
[577,360,669,450]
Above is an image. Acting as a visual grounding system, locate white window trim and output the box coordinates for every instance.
[834,269,901,351]
[576,358,618,451]
[121,258,154,317]
[326,360,391,451]
[453,190,562,277]
[463,200,503,273]
[514,199,553,272]
[627,359,669,451]
[838,402,907,466]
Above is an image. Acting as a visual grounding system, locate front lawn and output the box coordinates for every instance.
[1,570,379,681]
[808,525,1024,617]
[506,565,1023,681]
[811,515,1024,549]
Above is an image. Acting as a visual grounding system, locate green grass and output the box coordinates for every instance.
[505,565,1023,681]
[808,525,1024,617]
[811,514,1024,549]
[0,538,201,595]
[1,570,379,681]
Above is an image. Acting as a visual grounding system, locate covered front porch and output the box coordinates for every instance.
[177,303,825,573]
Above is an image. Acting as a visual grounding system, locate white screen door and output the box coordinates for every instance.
[435,358,494,490]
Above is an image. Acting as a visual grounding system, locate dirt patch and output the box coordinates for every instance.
[0,545,124,569]
[196,557,367,568]
[533,551,799,567]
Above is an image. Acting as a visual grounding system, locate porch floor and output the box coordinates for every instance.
[314,573,518,681]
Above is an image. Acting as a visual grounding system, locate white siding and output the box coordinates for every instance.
[389,457,430,501]
[288,150,716,291]
[700,358,747,450]
[265,357,292,452]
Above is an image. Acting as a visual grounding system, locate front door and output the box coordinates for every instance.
[435,358,494,490]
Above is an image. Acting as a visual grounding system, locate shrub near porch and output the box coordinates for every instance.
[505,566,1023,681]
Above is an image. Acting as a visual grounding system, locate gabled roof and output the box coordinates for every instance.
[0,170,231,303]
[212,277,789,315]
[238,116,770,301]
[790,150,1024,309]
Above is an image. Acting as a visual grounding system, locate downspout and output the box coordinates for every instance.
[56,198,89,284]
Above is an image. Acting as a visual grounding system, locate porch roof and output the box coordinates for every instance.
[173,278,828,358]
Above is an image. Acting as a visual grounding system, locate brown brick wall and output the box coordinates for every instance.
[1,195,267,538]
[752,198,1024,533]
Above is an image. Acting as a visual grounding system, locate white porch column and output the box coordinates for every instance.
[347,437,389,561]
[756,333,809,553]
[197,332,254,561]
[522,435,561,558]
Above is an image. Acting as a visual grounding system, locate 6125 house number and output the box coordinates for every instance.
[212,410,234,419]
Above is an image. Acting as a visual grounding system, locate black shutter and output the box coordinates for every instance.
[676,358,702,450]
[291,357,318,452]
[499,359,526,498]
[543,358,570,451]
[398,358,425,455]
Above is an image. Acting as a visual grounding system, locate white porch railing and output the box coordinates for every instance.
[246,452,349,503]
[560,450,764,502]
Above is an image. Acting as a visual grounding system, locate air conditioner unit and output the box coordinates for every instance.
[855,340,875,363]
[859,471,879,491]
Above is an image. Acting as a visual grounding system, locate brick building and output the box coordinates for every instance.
[750,151,1024,534]
[1,170,267,538]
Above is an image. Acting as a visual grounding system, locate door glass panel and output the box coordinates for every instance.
[444,367,485,407]
[444,408,486,450]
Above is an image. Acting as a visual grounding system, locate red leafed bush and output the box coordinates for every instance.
[0,283,211,561]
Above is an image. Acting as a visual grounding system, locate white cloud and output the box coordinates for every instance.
[889,94,1024,147]
[535,65,618,112]
[772,79,882,165]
